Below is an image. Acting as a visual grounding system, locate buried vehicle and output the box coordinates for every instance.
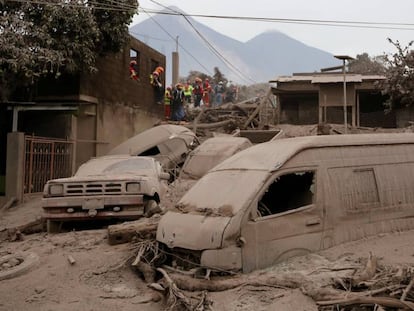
[179,136,253,180]
[157,133,414,273]
[107,124,199,179]
[166,136,253,207]
[42,155,170,232]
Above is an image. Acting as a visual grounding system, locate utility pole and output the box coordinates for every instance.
[334,55,354,134]
[172,36,179,87]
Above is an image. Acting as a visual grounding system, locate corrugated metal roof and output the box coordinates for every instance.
[312,74,362,83]
[270,74,386,84]
[270,76,313,83]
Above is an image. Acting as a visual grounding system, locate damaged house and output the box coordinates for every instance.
[270,72,413,129]
[1,35,166,202]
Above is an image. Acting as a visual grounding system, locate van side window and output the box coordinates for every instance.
[329,167,379,212]
[353,168,379,204]
[257,171,315,217]
[138,146,160,156]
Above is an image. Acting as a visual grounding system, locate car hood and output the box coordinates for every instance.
[156,211,231,250]
[47,174,149,183]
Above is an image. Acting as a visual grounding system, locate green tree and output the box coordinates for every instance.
[381,39,414,111]
[185,70,212,84]
[212,66,226,84]
[348,53,386,75]
[0,0,138,100]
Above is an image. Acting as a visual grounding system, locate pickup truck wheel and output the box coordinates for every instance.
[144,199,161,217]
[46,220,61,233]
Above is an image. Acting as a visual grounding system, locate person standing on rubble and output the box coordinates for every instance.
[164,86,172,120]
[183,80,194,105]
[214,81,225,106]
[202,78,211,107]
[193,77,204,108]
[171,83,185,121]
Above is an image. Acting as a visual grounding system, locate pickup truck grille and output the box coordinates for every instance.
[65,182,123,195]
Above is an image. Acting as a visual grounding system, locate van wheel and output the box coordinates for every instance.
[46,220,61,233]
[144,199,161,217]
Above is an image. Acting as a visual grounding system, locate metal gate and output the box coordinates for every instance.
[24,135,74,194]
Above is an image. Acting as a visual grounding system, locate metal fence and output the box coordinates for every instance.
[24,135,74,194]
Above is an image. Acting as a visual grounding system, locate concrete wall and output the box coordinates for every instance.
[5,132,25,202]
[96,102,160,157]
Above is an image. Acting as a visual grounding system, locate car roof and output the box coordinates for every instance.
[190,136,252,155]
[211,133,414,172]
[107,125,196,156]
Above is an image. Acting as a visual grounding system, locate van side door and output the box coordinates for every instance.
[240,168,324,272]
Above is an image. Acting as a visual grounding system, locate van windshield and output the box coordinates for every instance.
[175,170,268,216]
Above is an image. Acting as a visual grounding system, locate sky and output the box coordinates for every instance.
[131,0,414,58]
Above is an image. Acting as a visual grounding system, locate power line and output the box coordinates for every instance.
[139,7,213,75]
[149,0,256,84]
[129,30,170,42]
[138,7,414,31]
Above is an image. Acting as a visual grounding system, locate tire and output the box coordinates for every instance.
[46,220,61,233]
[0,252,39,281]
[144,199,161,217]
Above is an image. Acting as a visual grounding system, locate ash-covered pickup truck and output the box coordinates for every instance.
[42,155,169,232]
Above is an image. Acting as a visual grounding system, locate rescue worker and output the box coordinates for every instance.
[171,83,185,121]
[183,80,194,104]
[193,77,204,108]
[164,86,172,120]
[129,60,139,81]
[214,81,225,106]
[202,78,211,107]
[150,66,164,104]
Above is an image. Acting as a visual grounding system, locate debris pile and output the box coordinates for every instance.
[183,91,278,137]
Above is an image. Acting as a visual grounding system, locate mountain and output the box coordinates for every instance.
[129,7,337,85]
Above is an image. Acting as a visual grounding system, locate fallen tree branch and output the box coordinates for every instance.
[317,296,414,310]
[401,277,414,301]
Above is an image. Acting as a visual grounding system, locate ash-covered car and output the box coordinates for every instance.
[42,155,170,232]
[107,124,199,180]
[179,136,253,180]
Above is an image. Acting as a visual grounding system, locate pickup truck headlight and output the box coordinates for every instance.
[126,182,140,193]
[49,184,64,196]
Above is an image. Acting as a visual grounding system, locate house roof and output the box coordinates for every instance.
[270,74,386,84]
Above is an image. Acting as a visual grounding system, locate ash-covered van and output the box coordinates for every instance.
[157,133,414,273]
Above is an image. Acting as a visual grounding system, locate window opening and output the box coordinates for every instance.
[138,146,160,156]
[257,171,315,217]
